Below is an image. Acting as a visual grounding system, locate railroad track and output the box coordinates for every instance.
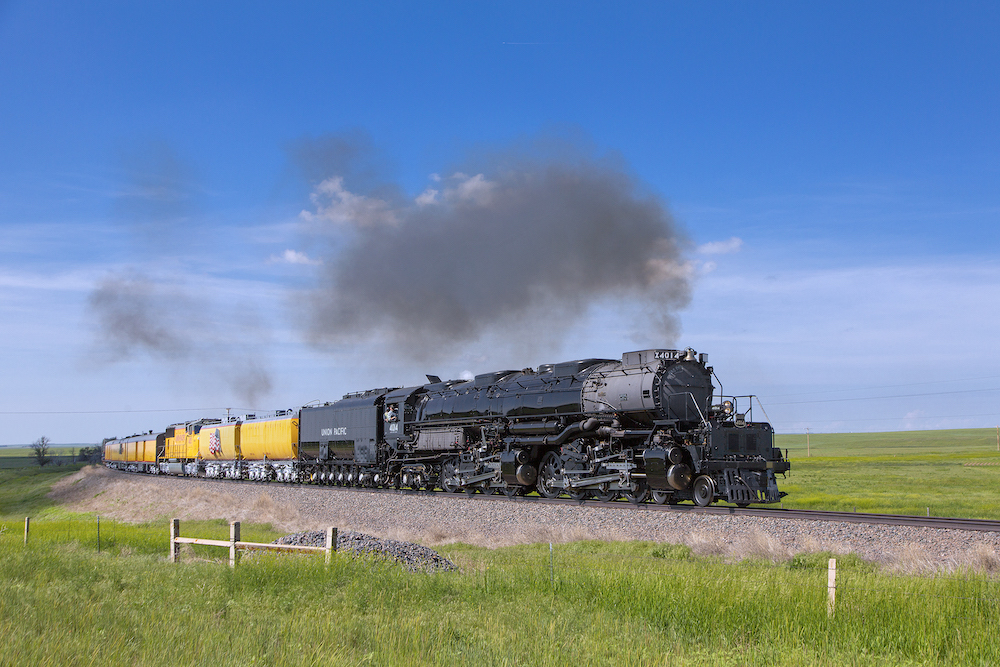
[125,468,1000,533]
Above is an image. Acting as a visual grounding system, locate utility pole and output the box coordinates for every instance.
[806,428,811,457]
[996,425,998,452]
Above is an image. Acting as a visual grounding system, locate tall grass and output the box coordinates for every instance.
[1,532,997,666]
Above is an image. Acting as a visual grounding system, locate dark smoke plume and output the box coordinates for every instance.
[88,143,273,406]
[89,276,274,406]
[88,278,190,361]
[299,136,691,355]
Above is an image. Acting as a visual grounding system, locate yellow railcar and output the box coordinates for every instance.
[104,432,163,471]
[165,420,220,460]
[105,438,124,462]
[164,423,186,459]
[185,423,201,459]
[136,436,149,463]
[239,415,299,461]
[198,421,241,460]
[136,432,163,463]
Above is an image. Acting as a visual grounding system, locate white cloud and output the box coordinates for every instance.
[299,176,398,227]
[697,236,743,255]
[415,188,439,206]
[459,369,474,381]
[268,249,320,266]
[444,172,495,206]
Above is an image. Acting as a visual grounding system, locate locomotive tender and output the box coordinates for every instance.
[104,347,789,506]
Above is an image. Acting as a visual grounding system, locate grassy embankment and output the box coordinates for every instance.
[775,428,1000,519]
[2,463,1000,665]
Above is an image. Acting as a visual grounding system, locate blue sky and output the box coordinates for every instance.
[2,1,999,445]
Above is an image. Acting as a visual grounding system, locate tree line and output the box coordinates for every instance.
[29,436,102,466]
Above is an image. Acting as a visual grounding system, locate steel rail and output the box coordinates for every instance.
[112,468,1000,533]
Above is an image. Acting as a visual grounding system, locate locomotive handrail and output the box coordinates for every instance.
[677,392,708,426]
[751,396,772,425]
[711,395,766,422]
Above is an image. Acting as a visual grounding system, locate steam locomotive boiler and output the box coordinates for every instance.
[296,347,789,506]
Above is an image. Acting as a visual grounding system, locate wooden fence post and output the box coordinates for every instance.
[827,558,837,617]
[325,527,337,564]
[23,517,29,546]
[169,520,337,565]
[549,542,555,591]
[230,522,241,568]
[170,518,180,563]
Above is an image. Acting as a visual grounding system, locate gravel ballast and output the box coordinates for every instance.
[275,530,457,572]
[52,467,1000,573]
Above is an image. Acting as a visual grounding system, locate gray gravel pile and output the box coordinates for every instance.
[275,529,458,572]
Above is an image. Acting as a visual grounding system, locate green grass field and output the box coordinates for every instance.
[0,446,92,470]
[1,443,999,666]
[1,516,997,665]
[775,428,1000,519]
[0,446,84,457]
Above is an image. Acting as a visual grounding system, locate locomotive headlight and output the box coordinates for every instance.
[722,400,734,415]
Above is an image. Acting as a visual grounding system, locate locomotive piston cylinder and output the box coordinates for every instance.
[501,450,537,485]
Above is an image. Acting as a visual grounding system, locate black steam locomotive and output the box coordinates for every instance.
[106,347,789,506]
[297,347,788,506]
